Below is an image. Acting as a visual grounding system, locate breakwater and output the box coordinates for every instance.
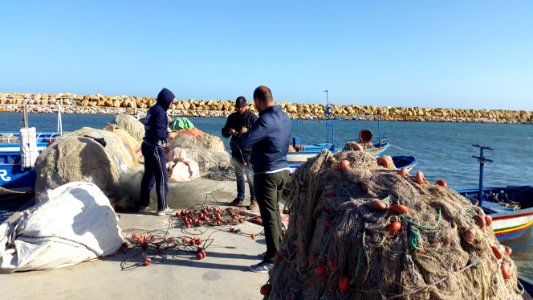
[0,92,531,124]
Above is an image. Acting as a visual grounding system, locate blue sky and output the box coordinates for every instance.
[1,1,532,110]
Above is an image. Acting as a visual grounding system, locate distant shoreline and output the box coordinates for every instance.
[0,92,531,124]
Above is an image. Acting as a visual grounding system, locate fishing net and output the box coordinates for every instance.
[112,114,145,142]
[34,128,136,201]
[266,150,522,299]
[104,125,142,163]
[167,131,230,176]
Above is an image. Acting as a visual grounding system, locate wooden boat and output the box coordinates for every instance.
[456,145,533,242]
[458,185,533,241]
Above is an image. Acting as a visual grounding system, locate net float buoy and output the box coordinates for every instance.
[473,215,486,229]
[484,215,493,227]
[144,257,152,266]
[397,168,409,177]
[415,171,426,184]
[491,245,503,260]
[339,276,350,293]
[315,263,326,277]
[504,246,512,256]
[337,159,350,170]
[260,284,272,296]
[371,199,388,211]
[435,179,447,187]
[501,262,512,279]
[391,204,409,214]
[463,227,476,244]
[388,221,402,233]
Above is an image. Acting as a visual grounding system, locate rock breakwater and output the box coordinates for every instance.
[0,92,531,124]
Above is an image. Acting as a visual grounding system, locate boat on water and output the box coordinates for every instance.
[288,154,417,174]
[0,105,63,195]
[456,145,533,242]
[288,115,390,166]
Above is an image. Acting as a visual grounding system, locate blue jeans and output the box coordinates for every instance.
[233,153,255,200]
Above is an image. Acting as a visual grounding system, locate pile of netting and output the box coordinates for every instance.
[120,204,263,270]
[265,150,522,299]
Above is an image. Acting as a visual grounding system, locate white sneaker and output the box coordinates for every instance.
[249,261,273,273]
[138,206,149,213]
[157,207,174,216]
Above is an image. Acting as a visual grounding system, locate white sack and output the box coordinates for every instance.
[0,182,123,273]
[170,161,200,182]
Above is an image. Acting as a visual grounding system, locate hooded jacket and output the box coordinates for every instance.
[239,105,291,173]
[143,88,174,146]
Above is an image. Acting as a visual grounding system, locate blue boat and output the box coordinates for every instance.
[0,105,63,195]
[287,114,391,170]
[456,145,533,242]
[288,154,417,174]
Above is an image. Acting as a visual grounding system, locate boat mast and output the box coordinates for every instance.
[324,89,333,145]
[472,144,493,206]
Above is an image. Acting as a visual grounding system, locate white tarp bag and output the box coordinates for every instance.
[0,182,123,273]
[170,161,200,182]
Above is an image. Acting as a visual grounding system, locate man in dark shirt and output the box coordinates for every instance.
[240,86,291,273]
[139,88,176,216]
[222,96,258,209]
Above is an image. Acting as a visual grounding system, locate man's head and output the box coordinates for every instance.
[157,88,177,110]
[253,85,274,113]
[235,96,248,114]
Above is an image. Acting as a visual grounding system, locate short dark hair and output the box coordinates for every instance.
[253,86,273,103]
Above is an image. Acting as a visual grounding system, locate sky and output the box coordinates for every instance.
[1,1,532,110]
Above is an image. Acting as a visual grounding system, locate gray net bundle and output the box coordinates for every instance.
[266,150,522,300]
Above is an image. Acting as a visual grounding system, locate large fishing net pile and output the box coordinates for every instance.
[112,114,145,142]
[266,150,522,299]
[167,131,230,176]
[34,127,136,201]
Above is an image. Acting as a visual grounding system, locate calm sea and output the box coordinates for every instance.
[1,112,532,279]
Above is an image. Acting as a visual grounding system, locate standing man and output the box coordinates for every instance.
[240,86,291,273]
[221,96,258,209]
[139,88,176,216]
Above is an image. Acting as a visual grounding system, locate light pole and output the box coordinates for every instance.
[324,89,330,117]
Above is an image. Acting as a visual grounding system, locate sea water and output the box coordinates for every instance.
[0,112,531,279]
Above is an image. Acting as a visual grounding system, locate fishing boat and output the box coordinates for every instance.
[288,154,417,174]
[288,115,390,166]
[0,105,63,195]
[457,145,533,242]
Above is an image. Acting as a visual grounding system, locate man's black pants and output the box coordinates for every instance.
[140,142,168,211]
[254,170,289,263]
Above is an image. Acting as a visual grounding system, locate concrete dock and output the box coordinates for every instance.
[0,196,269,299]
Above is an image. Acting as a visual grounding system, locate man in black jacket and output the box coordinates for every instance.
[222,96,258,209]
[139,88,176,216]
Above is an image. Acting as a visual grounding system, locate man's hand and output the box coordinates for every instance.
[228,128,237,136]
[240,127,248,134]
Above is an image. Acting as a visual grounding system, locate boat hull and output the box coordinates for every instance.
[458,186,533,242]
[491,209,533,241]
[287,143,389,164]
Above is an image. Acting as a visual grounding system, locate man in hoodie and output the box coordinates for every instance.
[240,86,291,273]
[221,96,258,210]
[139,88,176,216]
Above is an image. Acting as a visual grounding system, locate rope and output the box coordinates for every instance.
[389,144,419,155]
[408,226,423,250]
[400,208,442,231]
[386,261,479,300]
